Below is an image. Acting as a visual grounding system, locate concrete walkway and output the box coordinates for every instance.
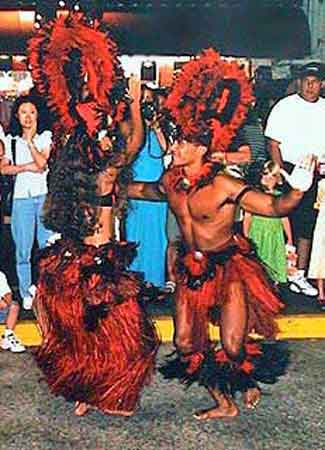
[0,341,325,450]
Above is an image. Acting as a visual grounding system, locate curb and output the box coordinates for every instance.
[1,314,325,346]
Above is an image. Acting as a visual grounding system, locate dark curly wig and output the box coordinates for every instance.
[43,140,97,241]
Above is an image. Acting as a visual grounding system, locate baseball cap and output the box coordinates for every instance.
[299,62,325,80]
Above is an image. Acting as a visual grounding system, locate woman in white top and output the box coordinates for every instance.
[1,94,53,309]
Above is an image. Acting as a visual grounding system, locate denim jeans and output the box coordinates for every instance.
[11,195,52,299]
[0,307,8,323]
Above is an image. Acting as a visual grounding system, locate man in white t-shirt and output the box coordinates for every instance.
[265,62,325,296]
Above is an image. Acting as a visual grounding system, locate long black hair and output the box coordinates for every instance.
[44,139,133,241]
[8,94,52,137]
[43,141,98,241]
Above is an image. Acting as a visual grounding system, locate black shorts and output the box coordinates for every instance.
[284,162,317,240]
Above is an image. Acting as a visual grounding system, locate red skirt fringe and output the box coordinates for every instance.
[34,240,159,416]
[175,234,284,353]
[159,235,286,393]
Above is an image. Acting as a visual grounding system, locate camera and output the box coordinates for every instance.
[141,82,169,122]
[140,100,158,121]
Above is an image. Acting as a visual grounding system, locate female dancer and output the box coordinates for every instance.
[28,11,159,417]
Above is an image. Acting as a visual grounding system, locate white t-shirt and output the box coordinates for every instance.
[265,93,325,164]
[4,130,52,199]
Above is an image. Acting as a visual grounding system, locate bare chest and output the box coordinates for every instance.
[169,185,225,223]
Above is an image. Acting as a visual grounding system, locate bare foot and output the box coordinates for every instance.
[243,387,261,409]
[74,401,91,416]
[194,401,239,420]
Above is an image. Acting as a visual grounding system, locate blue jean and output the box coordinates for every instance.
[11,195,52,299]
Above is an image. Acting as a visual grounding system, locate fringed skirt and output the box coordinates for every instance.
[34,239,160,416]
[160,234,288,395]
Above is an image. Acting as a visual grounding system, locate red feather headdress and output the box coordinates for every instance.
[28,12,127,136]
[163,48,254,153]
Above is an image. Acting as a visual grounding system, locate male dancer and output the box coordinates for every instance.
[128,49,315,420]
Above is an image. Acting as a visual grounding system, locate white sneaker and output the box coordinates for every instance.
[23,295,33,310]
[28,284,37,299]
[289,273,318,296]
[1,331,26,353]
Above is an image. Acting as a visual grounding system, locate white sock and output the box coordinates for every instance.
[4,328,13,337]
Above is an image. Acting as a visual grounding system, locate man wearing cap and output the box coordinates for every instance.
[265,62,325,297]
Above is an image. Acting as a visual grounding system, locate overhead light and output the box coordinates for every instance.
[18,11,35,25]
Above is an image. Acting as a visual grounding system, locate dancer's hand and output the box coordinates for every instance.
[280,154,315,192]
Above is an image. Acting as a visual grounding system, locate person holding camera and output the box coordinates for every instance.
[125,82,168,289]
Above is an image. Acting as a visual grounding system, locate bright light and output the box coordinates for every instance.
[143,60,154,68]
[18,11,35,25]
[35,13,42,21]
[58,0,66,7]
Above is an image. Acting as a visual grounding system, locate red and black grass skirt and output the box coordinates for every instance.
[160,234,289,394]
[33,239,159,416]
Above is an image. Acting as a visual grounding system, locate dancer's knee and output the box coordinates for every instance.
[223,336,245,363]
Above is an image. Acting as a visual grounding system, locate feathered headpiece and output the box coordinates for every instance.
[161,48,254,153]
[28,12,130,171]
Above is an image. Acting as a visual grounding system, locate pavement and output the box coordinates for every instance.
[0,341,325,450]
